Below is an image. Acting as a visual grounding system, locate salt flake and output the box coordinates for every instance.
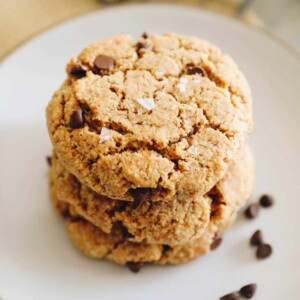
[177,83,186,93]
[136,98,155,111]
[155,71,164,77]
[99,127,113,143]
[180,77,188,84]
[177,77,188,93]
[188,145,197,155]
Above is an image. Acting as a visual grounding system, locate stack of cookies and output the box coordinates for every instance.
[46,33,254,269]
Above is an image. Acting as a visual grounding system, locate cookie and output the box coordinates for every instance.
[50,145,253,246]
[50,146,254,265]
[46,32,252,201]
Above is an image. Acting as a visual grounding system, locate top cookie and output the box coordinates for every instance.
[46,32,252,201]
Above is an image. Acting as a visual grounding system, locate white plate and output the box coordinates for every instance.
[0,4,299,300]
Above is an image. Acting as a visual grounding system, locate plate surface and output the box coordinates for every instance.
[0,4,299,300]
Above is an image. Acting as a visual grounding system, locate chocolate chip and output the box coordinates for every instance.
[136,42,149,57]
[126,262,144,273]
[94,55,114,70]
[70,63,89,79]
[250,230,263,246]
[131,188,151,209]
[186,65,206,76]
[46,156,52,166]
[256,243,272,259]
[62,209,70,219]
[163,244,171,252]
[239,283,257,299]
[142,32,148,39]
[244,203,259,219]
[220,292,239,300]
[136,42,149,51]
[259,194,274,208]
[69,109,84,129]
[211,236,222,250]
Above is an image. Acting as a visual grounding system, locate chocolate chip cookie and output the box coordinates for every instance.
[50,144,254,265]
[46,33,252,201]
[50,145,253,246]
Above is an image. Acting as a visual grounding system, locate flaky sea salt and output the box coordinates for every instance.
[187,144,197,155]
[136,97,155,111]
[99,127,113,143]
[177,77,188,93]
[155,71,164,77]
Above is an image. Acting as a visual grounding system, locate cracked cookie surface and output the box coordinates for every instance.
[50,145,253,246]
[46,33,252,201]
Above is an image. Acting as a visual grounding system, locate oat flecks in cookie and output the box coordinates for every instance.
[46,33,253,200]
[99,127,113,143]
[136,97,155,111]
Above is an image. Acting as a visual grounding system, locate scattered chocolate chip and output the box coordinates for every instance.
[256,243,272,259]
[259,194,274,208]
[239,283,257,299]
[211,236,222,250]
[70,63,89,79]
[94,55,114,70]
[131,188,151,209]
[244,203,259,219]
[142,32,148,39]
[186,65,206,76]
[46,156,52,166]
[250,230,263,246]
[220,292,239,300]
[126,262,144,273]
[69,109,84,129]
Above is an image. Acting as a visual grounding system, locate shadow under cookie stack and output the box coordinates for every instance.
[46,33,254,272]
